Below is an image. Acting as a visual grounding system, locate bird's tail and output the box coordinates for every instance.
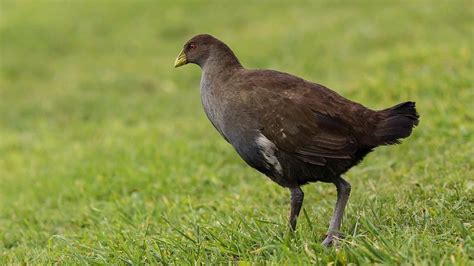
[375,101,419,145]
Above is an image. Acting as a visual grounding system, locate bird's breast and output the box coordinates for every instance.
[200,75,230,139]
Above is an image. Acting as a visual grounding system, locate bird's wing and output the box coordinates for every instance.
[256,83,361,166]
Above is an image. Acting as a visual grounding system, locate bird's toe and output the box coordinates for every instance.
[321,236,334,247]
[321,233,342,247]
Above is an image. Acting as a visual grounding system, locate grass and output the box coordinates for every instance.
[0,0,473,264]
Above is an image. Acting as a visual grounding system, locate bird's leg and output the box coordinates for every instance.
[289,187,304,231]
[322,177,351,247]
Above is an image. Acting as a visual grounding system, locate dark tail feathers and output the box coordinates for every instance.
[375,101,419,145]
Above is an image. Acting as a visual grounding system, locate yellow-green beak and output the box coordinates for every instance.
[174,49,187,68]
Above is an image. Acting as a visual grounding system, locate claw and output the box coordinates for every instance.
[321,233,342,247]
[321,236,335,247]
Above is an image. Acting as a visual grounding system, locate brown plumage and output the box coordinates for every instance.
[174,34,419,246]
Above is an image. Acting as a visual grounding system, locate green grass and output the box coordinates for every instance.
[1,0,473,264]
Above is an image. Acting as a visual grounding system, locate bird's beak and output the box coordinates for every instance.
[174,49,187,68]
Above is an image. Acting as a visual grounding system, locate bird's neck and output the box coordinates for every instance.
[201,44,243,75]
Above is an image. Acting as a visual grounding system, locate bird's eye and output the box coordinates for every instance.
[189,43,197,49]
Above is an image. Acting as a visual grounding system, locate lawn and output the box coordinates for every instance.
[0,0,473,264]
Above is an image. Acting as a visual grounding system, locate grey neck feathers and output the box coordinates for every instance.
[201,43,243,76]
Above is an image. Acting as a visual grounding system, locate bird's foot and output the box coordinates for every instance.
[289,218,297,232]
[321,233,342,247]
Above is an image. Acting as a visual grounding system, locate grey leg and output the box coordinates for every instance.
[289,187,304,231]
[322,177,351,247]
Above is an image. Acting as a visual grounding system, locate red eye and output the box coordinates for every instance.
[189,43,197,49]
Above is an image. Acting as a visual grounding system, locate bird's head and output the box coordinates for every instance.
[174,34,241,69]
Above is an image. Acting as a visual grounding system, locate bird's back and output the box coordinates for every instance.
[228,69,379,143]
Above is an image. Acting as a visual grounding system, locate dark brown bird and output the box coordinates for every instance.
[174,34,419,246]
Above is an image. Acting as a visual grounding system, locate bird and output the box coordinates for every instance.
[174,34,419,246]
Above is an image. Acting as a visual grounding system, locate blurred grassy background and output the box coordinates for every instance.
[0,0,473,264]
